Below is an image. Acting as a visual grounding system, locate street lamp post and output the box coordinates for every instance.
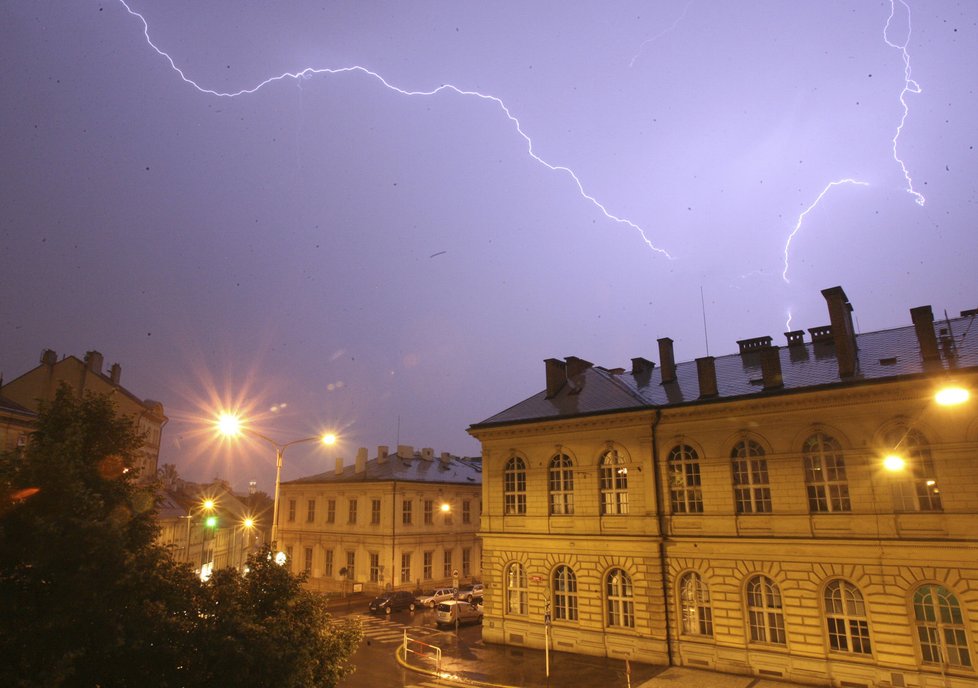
[217,413,335,551]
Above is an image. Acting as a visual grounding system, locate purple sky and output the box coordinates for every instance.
[3,1,976,492]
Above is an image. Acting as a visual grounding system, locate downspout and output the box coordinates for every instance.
[651,407,673,666]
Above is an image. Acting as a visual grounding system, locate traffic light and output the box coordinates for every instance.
[205,515,218,528]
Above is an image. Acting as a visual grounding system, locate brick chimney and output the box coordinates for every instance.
[784,330,805,347]
[696,356,718,398]
[631,357,654,375]
[377,446,389,464]
[910,305,940,362]
[760,346,784,389]
[84,350,104,374]
[355,447,367,474]
[420,447,434,461]
[657,338,676,383]
[109,363,122,384]
[545,358,566,398]
[821,286,858,378]
[565,356,593,379]
[397,445,414,460]
[440,452,452,466]
[41,349,57,366]
[334,457,344,476]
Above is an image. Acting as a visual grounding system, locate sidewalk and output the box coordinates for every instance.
[398,634,808,688]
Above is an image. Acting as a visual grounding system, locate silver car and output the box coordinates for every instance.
[415,587,458,608]
[434,600,483,627]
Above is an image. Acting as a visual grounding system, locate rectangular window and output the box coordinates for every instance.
[443,549,453,578]
[348,499,358,524]
[285,545,294,572]
[304,546,313,574]
[462,500,471,524]
[325,549,334,577]
[287,499,296,523]
[400,552,411,584]
[402,499,413,525]
[369,553,381,583]
[306,499,316,523]
[462,548,471,577]
[326,499,336,524]
[371,498,381,525]
[423,499,433,525]
[423,551,433,580]
[345,551,355,579]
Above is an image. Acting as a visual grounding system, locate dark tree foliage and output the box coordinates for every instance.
[0,386,361,688]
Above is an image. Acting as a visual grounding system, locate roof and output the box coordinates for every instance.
[0,394,35,418]
[473,312,978,428]
[287,453,482,486]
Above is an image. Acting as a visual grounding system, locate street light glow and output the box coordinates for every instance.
[440,502,451,513]
[202,499,215,510]
[935,386,970,406]
[217,412,242,437]
[883,454,906,472]
[242,517,254,529]
[322,433,337,445]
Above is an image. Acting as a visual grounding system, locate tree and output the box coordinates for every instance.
[0,385,361,687]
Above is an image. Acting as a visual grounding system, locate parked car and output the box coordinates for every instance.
[415,587,458,608]
[459,583,484,602]
[435,600,483,627]
[368,590,417,614]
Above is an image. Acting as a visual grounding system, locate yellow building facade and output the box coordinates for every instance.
[469,287,978,688]
[278,445,482,596]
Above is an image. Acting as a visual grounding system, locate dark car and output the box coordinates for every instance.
[368,590,417,614]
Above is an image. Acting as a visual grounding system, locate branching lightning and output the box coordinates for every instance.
[781,0,924,284]
[782,179,869,283]
[628,0,695,68]
[883,0,925,207]
[115,0,672,258]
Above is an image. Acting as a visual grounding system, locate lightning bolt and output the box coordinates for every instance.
[782,179,869,283]
[782,0,924,284]
[883,0,925,206]
[628,0,695,69]
[115,0,672,259]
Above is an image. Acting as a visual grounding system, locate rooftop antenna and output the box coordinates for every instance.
[700,286,710,356]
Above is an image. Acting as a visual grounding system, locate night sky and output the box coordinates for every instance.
[2,1,976,491]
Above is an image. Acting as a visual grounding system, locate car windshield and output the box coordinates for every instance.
[436,603,452,613]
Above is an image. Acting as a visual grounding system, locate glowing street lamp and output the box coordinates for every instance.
[216,413,336,549]
[883,454,906,472]
[935,385,970,407]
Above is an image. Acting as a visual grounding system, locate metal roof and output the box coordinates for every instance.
[287,454,482,486]
[473,313,978,428]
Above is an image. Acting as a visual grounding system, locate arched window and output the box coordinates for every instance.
[504,457,527,515]
[600,450,629,515]
[549,454,574,515]
[679,571,713,636]
[887,428,942,512]
[804,433,851,513]
[732,439,771,513]
[505,562,528,615]
[746,575,785,644]
[824,580,871,654]
[913,585,972,667]
[553,565,578,621]
[669,444,703,513]
[606,568,635,627]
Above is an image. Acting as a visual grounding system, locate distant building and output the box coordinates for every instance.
[278,445,482,595]
[1,349,166,480]
[156,480,260,579]
[0,393,34,453]
[469,287,978,687]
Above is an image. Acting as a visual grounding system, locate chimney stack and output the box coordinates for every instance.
[545,358,566,398]
[377,446,389,464]
[784,330,805,347]
[631,357,654,376]
[84,350,104,374]
[41,349,57,366]
[440,452,452,466]
[109,363,122,384]
[760,346,784,389]
[355,447,367,474]
[696,356,718,398]
[420,447,434,461]
[334,457,344,476]
[565,356,593,379]
[821,286,858,378]
[397,445,414,460]
[910,305,940,362]
[658,338,676,383]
